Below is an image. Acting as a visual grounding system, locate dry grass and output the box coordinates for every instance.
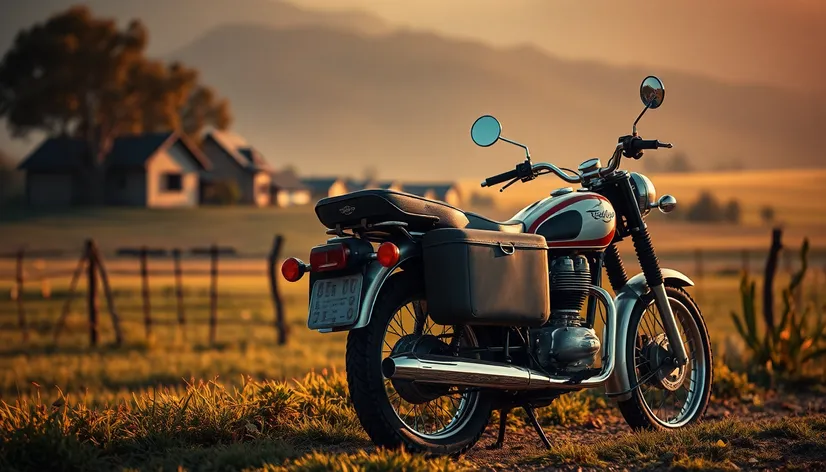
[532,415,826,470]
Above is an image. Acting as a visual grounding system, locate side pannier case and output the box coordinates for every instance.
[422,228,550,327]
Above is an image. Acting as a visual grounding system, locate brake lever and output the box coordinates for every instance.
[499,177,520,192]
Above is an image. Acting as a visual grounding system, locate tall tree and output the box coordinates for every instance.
[0,6,231,203]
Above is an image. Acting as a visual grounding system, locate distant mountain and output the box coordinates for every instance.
[0,0,390,55]
[165,24,826,179]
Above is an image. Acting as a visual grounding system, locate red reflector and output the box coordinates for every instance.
[377,242,400,268]
[310,244,349,272]
[281,257,306,282]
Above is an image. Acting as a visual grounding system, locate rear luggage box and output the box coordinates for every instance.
[423,228,550,327]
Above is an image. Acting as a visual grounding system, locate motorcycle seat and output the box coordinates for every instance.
[465,212,524,233]
[315,189,524,233]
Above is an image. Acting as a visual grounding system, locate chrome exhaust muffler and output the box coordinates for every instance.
[382,285,617,391]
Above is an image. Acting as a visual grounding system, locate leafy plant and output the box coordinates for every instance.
[731,238,826,377]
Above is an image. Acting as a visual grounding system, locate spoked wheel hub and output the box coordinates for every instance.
[641,333,687,392]
[388,334,450,404]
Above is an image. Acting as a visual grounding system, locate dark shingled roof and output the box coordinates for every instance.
[17,136,89,172]
[17,132,210,172]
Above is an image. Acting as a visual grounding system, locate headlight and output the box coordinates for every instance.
[629,172,657,216]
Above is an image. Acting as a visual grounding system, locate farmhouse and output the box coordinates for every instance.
[270,169,311,207]
[17,132,209,207]
[200,130,272,206]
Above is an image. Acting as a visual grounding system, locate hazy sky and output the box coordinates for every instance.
[290,0,826,95]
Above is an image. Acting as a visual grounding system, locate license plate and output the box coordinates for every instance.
[308,274,363,329]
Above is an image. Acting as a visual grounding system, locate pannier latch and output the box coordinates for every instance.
[498,242,516,255]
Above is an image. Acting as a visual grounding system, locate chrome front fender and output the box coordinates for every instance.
[604,269,694,401]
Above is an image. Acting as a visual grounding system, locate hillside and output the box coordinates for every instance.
[166,23,826,179]
[0,0,389,55]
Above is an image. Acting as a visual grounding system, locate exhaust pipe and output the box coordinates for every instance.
[382,285,617,391]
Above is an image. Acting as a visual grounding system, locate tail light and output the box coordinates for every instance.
[310,243,349,272]
[377,242,400,268]
[281,257,308,282]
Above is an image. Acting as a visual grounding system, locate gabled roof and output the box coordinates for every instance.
[205,130,271,173]
[271,169,307,191]
[301,177,342,193]
[109,132,210,170]
[17,132,210,172]
[17,136,89,172]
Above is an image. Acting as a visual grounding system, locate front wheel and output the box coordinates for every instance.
[617,285,713,430]
[345,270,493,455]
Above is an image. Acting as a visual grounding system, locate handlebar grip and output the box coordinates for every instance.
[482,168,519,187]
[637,139,660,150]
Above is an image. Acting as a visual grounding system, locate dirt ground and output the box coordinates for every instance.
[463,393,826,471]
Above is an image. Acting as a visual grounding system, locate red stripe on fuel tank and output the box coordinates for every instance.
[546,229,616,248]
[526,194,610,233]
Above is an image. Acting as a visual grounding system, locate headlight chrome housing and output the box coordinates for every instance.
[629,172,657,216]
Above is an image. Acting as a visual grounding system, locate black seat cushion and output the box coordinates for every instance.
[315,189,524,233]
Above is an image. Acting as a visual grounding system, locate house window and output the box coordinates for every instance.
[163,173,183,192]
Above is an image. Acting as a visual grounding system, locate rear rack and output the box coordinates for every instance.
[326,220,414,241]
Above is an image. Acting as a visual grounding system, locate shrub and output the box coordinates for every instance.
[731,238,826,379]
[203,179,241,205]
[712,357,758,401]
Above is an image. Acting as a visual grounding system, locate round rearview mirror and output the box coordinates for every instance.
[640,76,665,109]
[470,115,502,147]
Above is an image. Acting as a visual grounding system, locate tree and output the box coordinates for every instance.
[723,199,741,224]
[686,191,722,222]
[0,6,231,203]
[760,205,775,225]
[666,152,693,173]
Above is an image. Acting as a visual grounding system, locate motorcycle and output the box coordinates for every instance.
[281,76,712,455]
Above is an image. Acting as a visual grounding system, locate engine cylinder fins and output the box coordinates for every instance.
[549,255,591,327]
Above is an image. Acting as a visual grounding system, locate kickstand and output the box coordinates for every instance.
[486,407,511,449]
[523,404,552,450]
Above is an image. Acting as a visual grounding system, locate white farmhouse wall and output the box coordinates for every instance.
[146,142,199,208]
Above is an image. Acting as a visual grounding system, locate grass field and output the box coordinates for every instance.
[2,168,826,470]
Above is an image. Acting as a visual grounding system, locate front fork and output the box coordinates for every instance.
[604,237,689,366]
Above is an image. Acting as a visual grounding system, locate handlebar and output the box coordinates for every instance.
[480,136,672,189]
[481,168,520,187]
[634,139,673,150]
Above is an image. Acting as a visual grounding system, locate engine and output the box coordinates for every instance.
[532,255,601,372]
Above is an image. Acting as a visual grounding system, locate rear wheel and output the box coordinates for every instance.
[346,270,493,455]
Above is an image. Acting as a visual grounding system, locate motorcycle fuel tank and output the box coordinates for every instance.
[512,190,616,249]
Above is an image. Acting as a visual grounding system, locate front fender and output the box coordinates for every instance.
[604,269,694,401]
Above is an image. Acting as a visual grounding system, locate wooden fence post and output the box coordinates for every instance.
[15,248,28,343]
[86,239,99,347]
[54,246,90,343]
[91,243,124,346]
[139,246,152,340]
[763,228,783,332]
[173,248,186,340]
[209,244,218,345]
[268,235,288,345]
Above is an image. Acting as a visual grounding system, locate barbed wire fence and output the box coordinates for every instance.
[0,235,289,348]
